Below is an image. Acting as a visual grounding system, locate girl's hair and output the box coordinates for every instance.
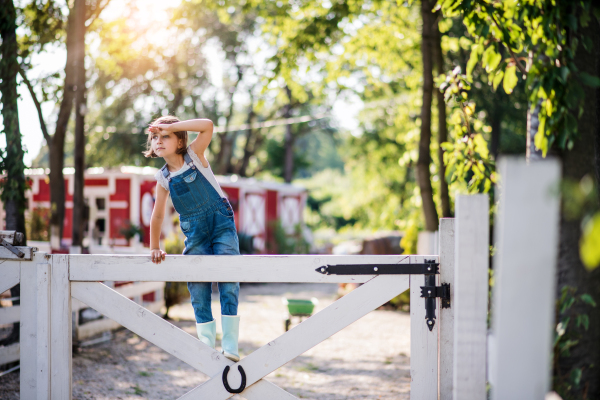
[143,115,188,158]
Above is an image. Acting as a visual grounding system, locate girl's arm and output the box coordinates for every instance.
[151,119,214,166]
[150,182,169,264]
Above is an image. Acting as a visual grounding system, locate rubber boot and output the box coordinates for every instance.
[221,315,240,362]
[196,320,216,349]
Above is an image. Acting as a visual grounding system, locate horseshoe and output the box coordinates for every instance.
[222,365,246,394]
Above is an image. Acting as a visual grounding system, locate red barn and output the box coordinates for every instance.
[0,167,307,254]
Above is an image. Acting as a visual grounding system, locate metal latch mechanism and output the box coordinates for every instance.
[0,231,25,258]
[0,231,34,260]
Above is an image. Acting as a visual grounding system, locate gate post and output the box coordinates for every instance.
[438,218,455,400]
[489,158,560,399]
[453,195,489,400]
[411,254,439,399]
[51,254,72,399]
[20,253,51,400]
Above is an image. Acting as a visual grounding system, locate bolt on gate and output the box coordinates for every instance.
[0,196,490,400]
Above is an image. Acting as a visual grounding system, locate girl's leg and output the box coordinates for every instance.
[188,282,214,323]
[212,210,241,361]
[218,282,239,315]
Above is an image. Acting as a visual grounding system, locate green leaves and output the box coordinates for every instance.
[502,65,518,94]
[580,212,600,271]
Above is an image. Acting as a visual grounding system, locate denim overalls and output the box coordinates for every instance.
[161,152,240,324]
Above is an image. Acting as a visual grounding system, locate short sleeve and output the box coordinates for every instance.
[154,170,170,192]
[187,146,208,169]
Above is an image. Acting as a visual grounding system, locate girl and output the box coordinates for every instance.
[146,115,241,362]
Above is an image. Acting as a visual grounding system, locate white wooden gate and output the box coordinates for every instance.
[0,195,493,400]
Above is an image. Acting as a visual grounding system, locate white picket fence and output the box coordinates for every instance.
[0,157,561,399]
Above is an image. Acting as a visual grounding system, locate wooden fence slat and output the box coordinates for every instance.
[20,260,36,399]
[68,254,432,283]
[71,282,294,400]
[51,255,72,400]
[0,305,20,325]
[36,261,51,400]
[0,342,19,365]
[181,273,410,400]
[410,254,438,400]
[453,195,489,400]
[439,218,455,400]
[0,261,20,294]
[490,158,561,399]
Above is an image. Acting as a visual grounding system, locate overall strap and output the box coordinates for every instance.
[183,151,196,169]
[161,164,171,182]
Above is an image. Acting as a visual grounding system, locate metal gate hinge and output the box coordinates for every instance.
[420,283,451,308]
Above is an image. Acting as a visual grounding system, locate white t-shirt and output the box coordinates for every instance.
[154,146,225,198]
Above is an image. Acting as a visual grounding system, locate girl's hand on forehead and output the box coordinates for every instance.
[149,124,173,133]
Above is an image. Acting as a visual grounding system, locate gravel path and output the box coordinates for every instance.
[0,283,411,399]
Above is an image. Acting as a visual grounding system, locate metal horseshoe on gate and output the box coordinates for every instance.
[222,365,246,394]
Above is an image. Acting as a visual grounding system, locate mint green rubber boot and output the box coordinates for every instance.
[221,315,240,362]
[196,320,216,349]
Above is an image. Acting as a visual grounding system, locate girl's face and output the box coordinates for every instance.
[151,131,183,158]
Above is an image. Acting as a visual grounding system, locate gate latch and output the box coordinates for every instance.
[0,231,25,259]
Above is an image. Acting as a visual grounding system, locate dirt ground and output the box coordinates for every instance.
[0,282,411,399]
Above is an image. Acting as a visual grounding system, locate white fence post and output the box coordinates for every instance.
[453,195,489,400]
[51,254,72,399]
[438,218,455,400]
[490,157,561,399]
[410,254,439,400]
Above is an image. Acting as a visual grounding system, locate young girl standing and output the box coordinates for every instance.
[146,115,241,362]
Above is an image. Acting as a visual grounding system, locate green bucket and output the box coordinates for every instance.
[282,298,318,315]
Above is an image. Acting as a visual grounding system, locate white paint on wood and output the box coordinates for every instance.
[0,261,20,294]
[410,255,438,400]
[438,218,455,400]
[71,282,292,400]
[417,231,439,256]
[0,246,33,260]
[51,255,72,400]
[68,254,433,283]
[491,158,561,400]
[0,304,20,324]
[20,259,37,398]
[453,195,489,400]
[76,300,163,341]
[36,262,51,400]
[0,342,19,364]
[181,273,410,399]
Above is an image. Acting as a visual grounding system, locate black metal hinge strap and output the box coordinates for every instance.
[316,262,439,276]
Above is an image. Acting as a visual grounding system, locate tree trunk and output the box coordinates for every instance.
[417,0,439,231]
[432,8,452,218]
[236,95,257,177]
[215,68,243,174]
[555,15,600,398]
[0,0,26,346]
[71,0,87,250]
[283,86,294,183]
[49,4,78,249]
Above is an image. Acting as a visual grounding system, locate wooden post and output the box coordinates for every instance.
[20,259,36,399]
[438,218,455,400]
[453,195,489,400]
[490,158,561,399]
[51,255,72,399]
[36,260,51,399]
[411,255,439,400]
